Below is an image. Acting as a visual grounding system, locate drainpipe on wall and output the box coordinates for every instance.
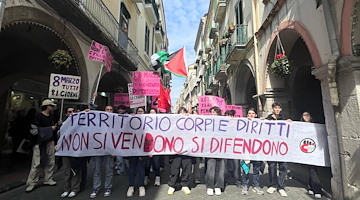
[252,0,262,113]
[323,0,348,199]
[0,0,5,31]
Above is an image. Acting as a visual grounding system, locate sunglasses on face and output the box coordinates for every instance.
[303,114,310,116]
[67,110,75,113]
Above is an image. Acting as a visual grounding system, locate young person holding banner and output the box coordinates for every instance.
[90,106,114,198]
[223,110,241,188]
[205,106,226,196]
[301,112,323,199]
[60,107,82,198]
[127,107,148,197]
[191,109,201,184]
[266,102,291,197]
[115,105,128,176]
[144,108,161,186]
[167,107,192,195]
[240,108,264,196]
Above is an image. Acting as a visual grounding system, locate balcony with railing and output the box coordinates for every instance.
[41,0,139,70]
[214,0,227,23]
[144,0,160,23]
[225,24,249,64]
[213,53,227,80]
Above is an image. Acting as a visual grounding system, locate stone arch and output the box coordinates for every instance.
[231,59,257,111]
[1,6,89,101]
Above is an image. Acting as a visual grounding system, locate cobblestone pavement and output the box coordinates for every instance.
[0,160,330,200]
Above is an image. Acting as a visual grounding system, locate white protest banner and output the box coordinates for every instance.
[56,111,330,167]
[128,83,146,108]
[48,73,81,99]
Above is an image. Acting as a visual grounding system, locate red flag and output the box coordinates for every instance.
[158,83,171,113]
[164,47,187,77]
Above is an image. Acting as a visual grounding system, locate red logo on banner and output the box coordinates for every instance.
[300,138,316,153]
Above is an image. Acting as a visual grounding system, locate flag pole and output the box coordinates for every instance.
[59,99,64,121]
[145,95,147,112]
[92,64,104,105]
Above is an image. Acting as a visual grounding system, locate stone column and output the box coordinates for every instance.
[336,57,360,199]
[312,65,343,200]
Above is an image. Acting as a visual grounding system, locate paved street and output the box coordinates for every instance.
[0,160,330,200]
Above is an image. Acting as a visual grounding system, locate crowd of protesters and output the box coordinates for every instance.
[20,99,323,199]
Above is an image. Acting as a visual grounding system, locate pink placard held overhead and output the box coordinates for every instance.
[87,40,114,72]
[132,71,160,96]
[114,93,130,107]
[226,105,243,117]
[198,95,226,115]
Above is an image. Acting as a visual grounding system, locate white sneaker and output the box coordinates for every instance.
[154,176,161,186]
[241,186,248,195]
[279,189,288,197]
[315,194,322,199]
[167,187,175,195]
[309,190,314,195]
[214,188,221,196]
[60,192,69,198]
[207,188,214,196]
[252,187,264,195]
[144,176,149,186]
[25,185,35,192]
[139,186,146,197]
[182,186,191,194]
[127,186,134,197]
[68,192,77,198]
[43,179,57,186]
[267,187,277,194]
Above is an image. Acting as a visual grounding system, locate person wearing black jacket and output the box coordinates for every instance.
[266,102,291,197]
[25,99,61,192]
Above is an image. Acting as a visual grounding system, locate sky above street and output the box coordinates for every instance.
[163,0,210,110]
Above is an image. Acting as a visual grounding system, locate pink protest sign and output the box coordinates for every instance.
[87,40,114,72]
[226,105,243,117]
[198,95,226,115]
[132,71,160,96]
[114,93,130,107]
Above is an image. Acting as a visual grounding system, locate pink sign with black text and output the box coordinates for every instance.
[132,71,160,96]
[114,93,130,107]
[198,95,226,115]
[87,40,114,72]
[226,105,243,117]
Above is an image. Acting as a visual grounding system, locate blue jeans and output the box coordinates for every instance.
[145,156,160,177]
[115,156,127,174]
[92,156,114,190]
[128,157,145,187]
[241,161,262,187]
[268,161,287,189]
[205,158,225,189]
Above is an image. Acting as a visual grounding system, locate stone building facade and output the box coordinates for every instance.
[178,0,360,199]
[0,0,168,187]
